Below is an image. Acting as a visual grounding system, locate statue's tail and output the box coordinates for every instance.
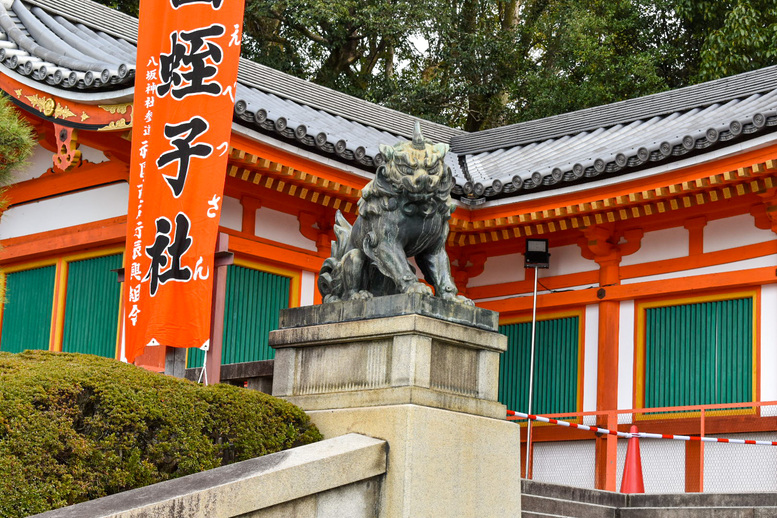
[317,211,352,302]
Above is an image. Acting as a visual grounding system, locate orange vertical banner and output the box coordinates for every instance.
[124,0,244,363]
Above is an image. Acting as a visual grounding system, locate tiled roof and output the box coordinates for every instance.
[233,60,465,172]
[4,0,777,203]
[452,67,777,201]
[9,0,462,175]
[0,0,135,90]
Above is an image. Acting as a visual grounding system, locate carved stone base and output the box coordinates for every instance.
[269,295,521,517]
[270,295,507,419]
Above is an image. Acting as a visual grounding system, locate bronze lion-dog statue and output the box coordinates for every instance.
[318,123,472,305]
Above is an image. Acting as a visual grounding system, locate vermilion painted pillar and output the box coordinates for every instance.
[240,196,261,234]
[594,258,620,491]
[579,225,641,491]
[206,233,234,385]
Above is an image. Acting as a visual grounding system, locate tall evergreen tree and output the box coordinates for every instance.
[94,0,777,130]
[0,96,34,183]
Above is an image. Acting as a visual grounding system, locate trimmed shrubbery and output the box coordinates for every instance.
[0,350,322,517]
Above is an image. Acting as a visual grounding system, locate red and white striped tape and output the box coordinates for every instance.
[507,410,777,446]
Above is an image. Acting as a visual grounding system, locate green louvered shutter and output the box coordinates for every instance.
[499,316,579,415]
[645,297,752,408]
[188,265,290,368]
[61,254,123,358]
[0,265,56,353]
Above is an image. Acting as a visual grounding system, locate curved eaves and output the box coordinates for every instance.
[0,0,133,90]
[458,91,777,202]
[452,66,777,155]
[234,83,403,170]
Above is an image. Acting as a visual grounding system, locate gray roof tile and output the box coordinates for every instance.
[6,0,777,203]
[16,0,461,174]
[455,70,777,200]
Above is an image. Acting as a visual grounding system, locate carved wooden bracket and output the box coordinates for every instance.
[52,124,81,173]
[298,211,335,255]
[451,251,487,293]
[578,224,643,264]
[751,187,777,234]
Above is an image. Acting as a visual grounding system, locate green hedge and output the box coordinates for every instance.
[0,351,322,517]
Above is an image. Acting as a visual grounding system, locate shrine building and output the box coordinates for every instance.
[1,0,777,493]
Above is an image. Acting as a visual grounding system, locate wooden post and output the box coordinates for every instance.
[595,257,621,492]
[578,224,642,492]
[595,411,619,491]
[164,347,187,378]
[206,233,233,385]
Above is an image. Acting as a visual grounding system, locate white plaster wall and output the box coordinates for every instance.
[618,301,635,410]
[761,284,777,402]
[623,255,777,284]
[473,283,597,303]
[0,182,129,239]
[467,252,524,287]
[3,144,53,185]
[546,244,594,277]
[219,195,242,231]
[616,438,686,493]
[705,214,777,253]
[620,227,688,266]
[1,144,107,187]
[254,206,317,251]
[79,144,107,164]
[300,270,316,306]
[704,433,777,492]
[532,441,596,489]
[583,304,599,412]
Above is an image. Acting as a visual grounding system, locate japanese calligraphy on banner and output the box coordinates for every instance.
[124,0,244,363]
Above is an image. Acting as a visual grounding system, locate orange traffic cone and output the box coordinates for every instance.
[620,425,645,493]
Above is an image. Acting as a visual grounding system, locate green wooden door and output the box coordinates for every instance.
[0,265,56,353]
[645,297,752,407]
[499,316,580,415]
[61,254,123,358]
[188,265,291,368]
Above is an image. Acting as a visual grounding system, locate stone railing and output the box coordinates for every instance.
[32,434,387,518]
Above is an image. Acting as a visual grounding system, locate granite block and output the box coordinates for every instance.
[279,293,499,331]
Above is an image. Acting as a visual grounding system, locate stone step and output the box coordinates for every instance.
[522,479,627,508]
[629,492,777,508]
[522,510,576,518]
[620,507,777,518]
[522,480,777,517]
[521,494,618,518]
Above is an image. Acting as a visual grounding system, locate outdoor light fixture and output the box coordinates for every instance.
[524,238,550,268]
[523,237,550,479]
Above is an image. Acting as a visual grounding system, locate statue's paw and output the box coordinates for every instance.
[405,282,433,296]
[441,290,475,306]
[351,290,373,301]
[456,294,475,306]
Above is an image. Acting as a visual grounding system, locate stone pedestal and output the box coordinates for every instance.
[270,294,522,517]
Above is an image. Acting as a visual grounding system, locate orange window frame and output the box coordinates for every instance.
[500,308,586,416]
[633,288,760,414]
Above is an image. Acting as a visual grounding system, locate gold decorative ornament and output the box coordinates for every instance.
[99,103,131,114]
[98,118,130,131]
[25,94,50,114]
[43,98,55,117]
[53,103,76,120]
